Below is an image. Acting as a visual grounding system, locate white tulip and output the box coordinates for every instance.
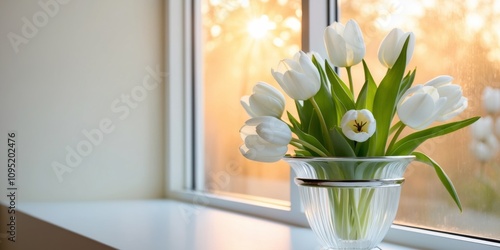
[482,87,500,114]
[470,137,499,163]
[324,19,366,67]
[341,109,376,142]
[397,85,447,130]
[470,116,499,162]
[306,51,325,69]
[241,82,285,118]
[398,76,468,130]
[425,76,468,121]
[239,116,291,162]
[470,116,493,140]
[378,28,415,68]
[271,51,321,100]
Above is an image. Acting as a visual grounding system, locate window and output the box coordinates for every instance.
[338,0,500,242]
[166,0,500,248]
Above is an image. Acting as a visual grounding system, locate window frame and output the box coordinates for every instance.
[164,0,500,249]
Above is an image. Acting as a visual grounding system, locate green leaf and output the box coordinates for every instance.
[305,108,324,144]
[412,152,462,211]
[355,139,370,157]
[356,60,377,110]
[329,127,356,157]
[287,111,301,130]
[388,117,480,155]
[389,121,404,135]
[397,69,416,101]
[312,70,337,129]
[294,150,312,157]
[368,37,410,156]
[287,111,330,157]
[325,62,355,122]
[295,100,312,132]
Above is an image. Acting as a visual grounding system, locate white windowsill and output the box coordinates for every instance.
[11,199,418,250]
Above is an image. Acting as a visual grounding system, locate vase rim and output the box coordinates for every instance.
[283,155,415,162]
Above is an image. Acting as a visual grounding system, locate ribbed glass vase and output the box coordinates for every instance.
[284,156,415,250]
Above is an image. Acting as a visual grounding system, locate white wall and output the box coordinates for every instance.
[0,0,164,201]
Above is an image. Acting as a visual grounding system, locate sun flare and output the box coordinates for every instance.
[247,15,276,39]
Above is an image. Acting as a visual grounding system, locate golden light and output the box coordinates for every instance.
[466,13,484,31]
[284,17,301,32]
[210,25,222,37]
[247,15,276,39]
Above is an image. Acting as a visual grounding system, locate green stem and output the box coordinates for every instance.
[389,121,403,135]
[290,138,329,157]
[346,66,354,95]
[349,189,362,239]
[387,123,406,154]
[309,98,334,155]
[359,189,374,236]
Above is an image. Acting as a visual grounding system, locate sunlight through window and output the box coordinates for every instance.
[247,15,276,39]
[201,0,301,202]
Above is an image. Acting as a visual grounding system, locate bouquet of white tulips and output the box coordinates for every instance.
[239,19,478,210]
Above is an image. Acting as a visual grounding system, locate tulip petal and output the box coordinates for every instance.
[398,92,438,129]
[298,51,321,84]
[343,20,365,65]
[421,75,467,121]
[254,82,285,102]
[425,75,453,88]
[325,26,348,67]
[239,144,287,162]
[256,119,291,145]
[378,28,402,68]
[438,97,467,121]
[344,130,371,142]
[378,28,415,68]
[272,52,321,101]
[249,94,284,118]
[271,69,284,86]
[403,32,416,65]
[282,58,301,72]
[240,82,285,118]
[240,96,257,117]
[282,71,319,100]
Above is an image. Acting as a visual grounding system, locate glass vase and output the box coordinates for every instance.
[284,156,415,250]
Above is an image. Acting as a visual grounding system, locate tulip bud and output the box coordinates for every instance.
[340,109,376,142]
[239,116,291,162]
[241,82,285,118]
[324,19,365,68]
[271,51,321,100]
[378,28,415,68]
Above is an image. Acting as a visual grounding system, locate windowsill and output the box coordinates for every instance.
[4,199,418,250]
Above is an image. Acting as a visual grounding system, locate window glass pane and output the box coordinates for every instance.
[340,0,500,240]
[201,0,302,202]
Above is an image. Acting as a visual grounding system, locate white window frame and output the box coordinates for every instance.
[164,1,500,249]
